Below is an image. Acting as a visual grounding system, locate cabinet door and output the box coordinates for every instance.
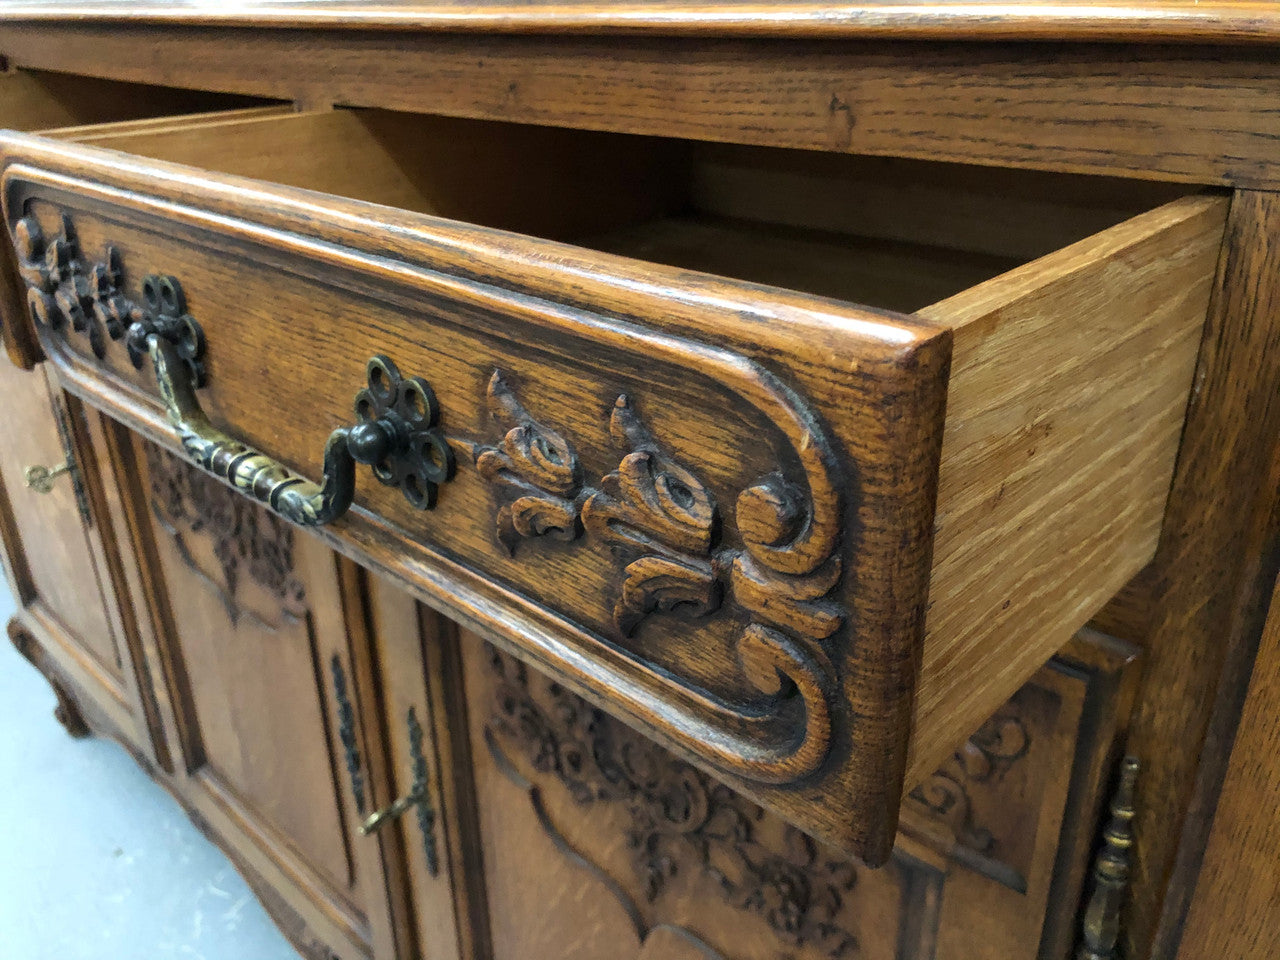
[125,436,402,960]
[0,360,148,747]
[456,627,1138,960]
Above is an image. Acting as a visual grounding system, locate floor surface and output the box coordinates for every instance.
[0,584,300,960]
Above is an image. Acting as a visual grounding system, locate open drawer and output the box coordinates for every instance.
[0,107,1225,865]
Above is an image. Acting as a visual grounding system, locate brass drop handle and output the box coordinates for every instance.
[128,275,456,527]
[24,460,72,493]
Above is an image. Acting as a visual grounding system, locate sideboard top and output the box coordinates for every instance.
[0,0,1277,42]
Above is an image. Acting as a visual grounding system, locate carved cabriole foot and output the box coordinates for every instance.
[7,617,91,739]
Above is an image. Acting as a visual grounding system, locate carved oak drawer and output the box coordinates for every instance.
[0,107,1226,865]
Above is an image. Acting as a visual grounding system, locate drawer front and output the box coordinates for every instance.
[0,132,951,864]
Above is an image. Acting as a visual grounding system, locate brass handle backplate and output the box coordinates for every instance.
[24,460,71,493]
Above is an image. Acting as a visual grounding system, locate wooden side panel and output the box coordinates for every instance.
[128,438,399,959]
[910,195,1226,784]
[1118,190,1280,958]
[1177,575,1280,959]
[460,626,1138,960]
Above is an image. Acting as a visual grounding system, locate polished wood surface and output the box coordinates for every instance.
[0,5,1276,957]
[0,0,1278,42]
[4,29,1280,192]
[1177,575,1280,958]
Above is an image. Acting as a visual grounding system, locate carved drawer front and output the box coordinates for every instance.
[0,108,1224,863]
[463,626,1139,960]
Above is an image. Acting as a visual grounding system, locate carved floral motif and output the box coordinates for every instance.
[486,646,860,957]
[145,443,307,624]
[906,712,1030,857]
[15,213,136,361]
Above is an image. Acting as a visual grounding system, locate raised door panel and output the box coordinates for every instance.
[130,437,399,959]
[460,627,1138,960]
[363,579,483,960]
[0,358,142,740]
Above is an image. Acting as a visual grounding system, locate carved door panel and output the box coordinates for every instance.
[458,626,1139,960]
[0,360,147,746]
[127,437,401,960]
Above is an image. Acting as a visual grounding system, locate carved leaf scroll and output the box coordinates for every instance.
[473,372,843,784]
[583,395,722,635]
[474,371,586,555]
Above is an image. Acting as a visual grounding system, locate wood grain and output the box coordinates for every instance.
[463,624,1140,960]
[4,27,1280,192]
[1177,574,1280,959]
[1119,189,1280,959]
[117,436,398,960]
[911,194,1225,784]
[1,0,1280,43]
[0,128,957,865]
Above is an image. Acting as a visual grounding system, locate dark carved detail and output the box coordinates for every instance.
[475,377,842,784]
[330,655,366,815]
[145,443,307,625]
[906,712,1030,863]
[486,646,860,957]
[9,618,91,738]
[16,214,128,361]
[16,216,457,525]
[474,371,585,555]
[406,706,440,877]
[21,209,849,792]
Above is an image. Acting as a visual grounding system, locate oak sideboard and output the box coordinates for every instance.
[0,4,1277,959]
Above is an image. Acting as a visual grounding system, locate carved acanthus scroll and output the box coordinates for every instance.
[476,373,842,782]
[474,371,585,554]
[582,395,722,634]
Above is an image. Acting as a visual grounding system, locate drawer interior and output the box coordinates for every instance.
[49,106,1190,315]
[0,69,268,132]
